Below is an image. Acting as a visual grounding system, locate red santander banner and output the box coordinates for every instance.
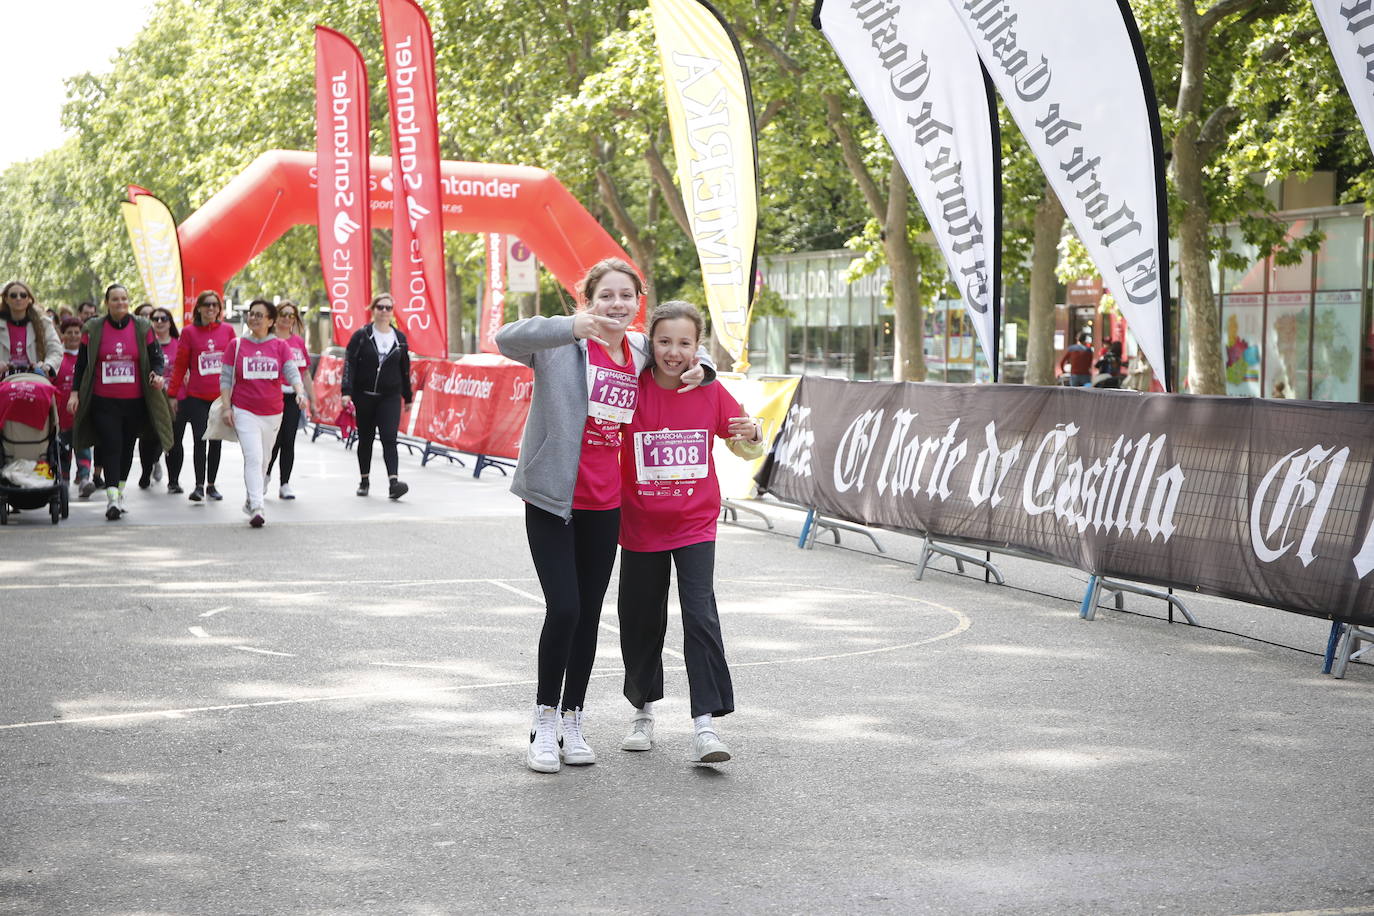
[412,355,532,459]
[479,232,506,353]
[379,0,448,358]
[314,26,373,348]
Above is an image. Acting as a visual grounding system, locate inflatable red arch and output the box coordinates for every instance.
[177,149,637,326]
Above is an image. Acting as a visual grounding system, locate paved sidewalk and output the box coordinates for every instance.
[2,429,1372,915]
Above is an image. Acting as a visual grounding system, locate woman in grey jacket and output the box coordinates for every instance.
[496,258,711,774]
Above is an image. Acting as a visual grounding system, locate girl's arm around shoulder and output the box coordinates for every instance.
[495,315,577,366]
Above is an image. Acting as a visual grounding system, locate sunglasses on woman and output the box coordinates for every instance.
[6,291,31,300]
[373,304,394,311]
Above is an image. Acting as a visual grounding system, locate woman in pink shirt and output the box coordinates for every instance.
[53,318,84,486]
[221,299,309,528]
[615,300,764,765]
[167,291,236,502]
[67,284,173,520]
[266,300,316,500]
[136,306,180,491]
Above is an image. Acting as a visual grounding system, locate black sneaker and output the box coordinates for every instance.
[206,484,223,501]
[356,479,369,497]
[189,486,204,502]
[388,479,408,500]
[137,474,152,490]
[167,482,184,495]
[78,480,95,499]
[105,503,121,521]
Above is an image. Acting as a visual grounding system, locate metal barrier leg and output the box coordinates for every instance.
[1324,621,1344,675]
[1079,575,1103,620]
[798,509,816,549]
[915,538,933,581]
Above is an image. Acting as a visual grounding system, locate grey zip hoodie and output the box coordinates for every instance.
[496,314,714,520]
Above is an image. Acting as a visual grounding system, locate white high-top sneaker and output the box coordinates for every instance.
[526,704,560,774]
[559,708,596,766]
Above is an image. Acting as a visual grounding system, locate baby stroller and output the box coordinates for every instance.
[0,372,68,525]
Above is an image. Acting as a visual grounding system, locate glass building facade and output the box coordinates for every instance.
[758,205,1372,400]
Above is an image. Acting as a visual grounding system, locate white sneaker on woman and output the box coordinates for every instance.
[527,705,560,774]
[620,708,655,751]
[559,708,596,765]
[691,728,732,764]
[278,483,296,500]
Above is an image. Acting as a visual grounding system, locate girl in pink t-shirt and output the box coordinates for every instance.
[615,300,764,765]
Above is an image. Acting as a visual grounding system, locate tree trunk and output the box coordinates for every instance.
[519,292,538,320]
[1025,188,1066,386]
[1171,0,1226,394]
[884,163,926,382]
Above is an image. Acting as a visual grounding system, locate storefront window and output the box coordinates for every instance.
[1221,293,1263,396]
[1316,216,1364,290]
[1271,220,1315,292]
[1224,226,1266,293]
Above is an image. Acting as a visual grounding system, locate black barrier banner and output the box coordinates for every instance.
[756,378,1374,626]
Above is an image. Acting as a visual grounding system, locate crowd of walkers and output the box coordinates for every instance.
[1,282,412,527]
[498,258,764,773]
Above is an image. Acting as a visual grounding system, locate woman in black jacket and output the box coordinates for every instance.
[341,294,413,499]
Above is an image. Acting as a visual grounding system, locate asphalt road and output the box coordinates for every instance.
[1,433,1372,915]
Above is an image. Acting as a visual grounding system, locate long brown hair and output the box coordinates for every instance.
[2,281,48,364]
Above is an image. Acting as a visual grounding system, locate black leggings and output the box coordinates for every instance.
[91,396,147,486]
[618,541,734,719]
[354,392,401,478]
[267,393,301,484]
[525,504,621,711]
[138,396,180,484]
[173,396,221,487]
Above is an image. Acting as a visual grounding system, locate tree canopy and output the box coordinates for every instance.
[0,0,1367,386]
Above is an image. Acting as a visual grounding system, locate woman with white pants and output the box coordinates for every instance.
[221,300,308,528]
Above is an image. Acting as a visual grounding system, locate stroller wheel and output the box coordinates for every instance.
[0,500,7,525]
[60,485,69,519]
[50,499,59,524]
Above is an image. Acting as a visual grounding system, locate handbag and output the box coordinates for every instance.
[203,340,239,442]
[204,395,237,442]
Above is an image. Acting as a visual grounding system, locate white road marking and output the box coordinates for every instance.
[187,627,210,639]
[199,606,229,618]
[231,646,296,658]
[371,661,467,672]
[487,580,544,604]
[1235,909,1374,916]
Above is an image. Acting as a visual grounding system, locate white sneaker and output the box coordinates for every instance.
[249,507,265,529]
[279,483,296,500]
[153,463,163,483]
[559,708,596,766]
[691,728,732,764]
[242,499,252,516]
[526,705,560,774]
[620,709,655,752]
[116,492,127,514]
